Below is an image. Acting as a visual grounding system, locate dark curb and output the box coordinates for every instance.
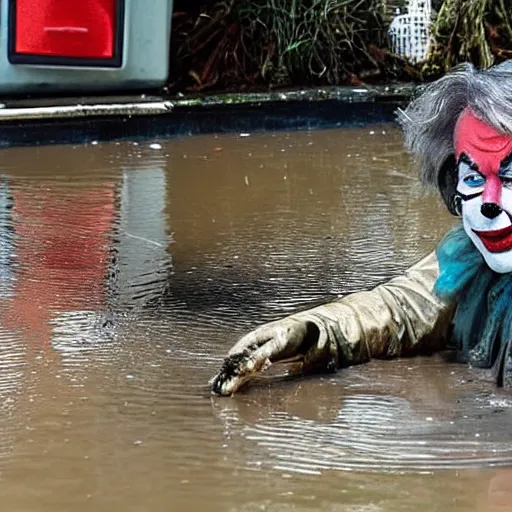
[0,84,417,147]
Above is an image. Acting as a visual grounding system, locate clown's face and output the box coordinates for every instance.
[455,110,512,273]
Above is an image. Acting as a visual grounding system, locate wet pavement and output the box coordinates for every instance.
[0,127,511,511]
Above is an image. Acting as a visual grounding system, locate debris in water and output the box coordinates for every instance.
[150,143,162,150]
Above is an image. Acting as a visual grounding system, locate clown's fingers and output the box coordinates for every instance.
[210,318,310,396]
[209,349,273,396]
[227,318,308,358]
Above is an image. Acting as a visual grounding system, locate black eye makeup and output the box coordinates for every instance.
[499,153,512,185]
[459,152,479,171]
[457,154,484,200]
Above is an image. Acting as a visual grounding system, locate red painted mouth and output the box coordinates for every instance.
[473,224,512,253]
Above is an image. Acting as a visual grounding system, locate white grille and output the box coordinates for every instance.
[388,0,432,63]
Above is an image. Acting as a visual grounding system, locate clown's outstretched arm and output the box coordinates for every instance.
[211,251,455,395]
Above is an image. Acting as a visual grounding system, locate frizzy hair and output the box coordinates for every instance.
[397,61,512,188]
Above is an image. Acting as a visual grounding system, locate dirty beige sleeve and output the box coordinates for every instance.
[290,251,455,368]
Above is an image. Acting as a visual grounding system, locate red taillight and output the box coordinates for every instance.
[10,0,121,64]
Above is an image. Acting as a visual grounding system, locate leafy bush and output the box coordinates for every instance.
[167,0,512,92]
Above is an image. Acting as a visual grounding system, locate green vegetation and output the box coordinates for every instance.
[425,0,511,76]
[167,0,512,92]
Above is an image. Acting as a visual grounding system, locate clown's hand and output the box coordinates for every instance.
[210,315,338,396]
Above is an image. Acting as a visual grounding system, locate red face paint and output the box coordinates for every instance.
[454,110,512,204]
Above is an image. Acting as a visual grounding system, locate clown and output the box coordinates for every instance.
[211,61,512,396]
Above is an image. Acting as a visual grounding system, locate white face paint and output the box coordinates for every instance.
[458,158,512,273]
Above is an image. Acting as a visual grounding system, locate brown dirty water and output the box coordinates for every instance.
[0,127,511,512]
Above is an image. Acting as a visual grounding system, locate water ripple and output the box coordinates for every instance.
[213,359,512,474]
[0,129,503,511]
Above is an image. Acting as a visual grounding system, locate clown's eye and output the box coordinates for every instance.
[462,173,485,188]
[457,160,485,196]
[500,168,512,186]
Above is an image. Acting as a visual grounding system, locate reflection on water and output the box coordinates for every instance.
[0,128,510,511]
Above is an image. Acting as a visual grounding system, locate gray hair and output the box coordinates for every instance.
[397,61,512,187]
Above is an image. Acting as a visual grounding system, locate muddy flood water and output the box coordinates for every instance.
[0,125,512,512]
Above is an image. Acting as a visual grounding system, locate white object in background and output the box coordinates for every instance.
[388,0,432,63]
